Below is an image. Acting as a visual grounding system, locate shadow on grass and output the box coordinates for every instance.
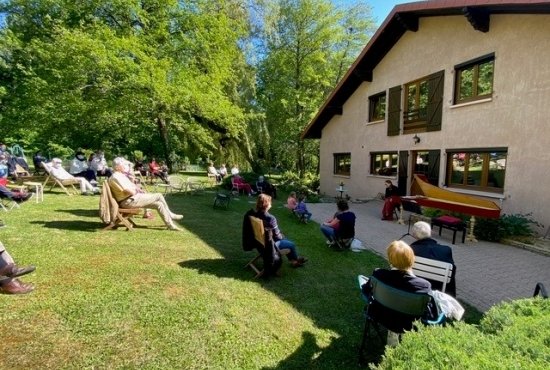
[30,220,101,232]
[174,193,386,369]
[55,208,99,218]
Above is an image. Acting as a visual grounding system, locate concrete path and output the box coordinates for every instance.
[308,200,550,312]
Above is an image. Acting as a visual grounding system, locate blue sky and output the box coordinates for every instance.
[335,0,423,25]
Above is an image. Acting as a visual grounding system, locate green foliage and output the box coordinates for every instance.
[278,170,319,196]
[475,213,543,242]
[376,297,550,369]
[46,142,74,160]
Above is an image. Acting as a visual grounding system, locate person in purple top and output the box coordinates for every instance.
[321,199,356,245]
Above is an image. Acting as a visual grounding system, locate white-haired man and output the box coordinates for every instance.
[50,158,99,195]
[109,157,183,231]
[410,221,457,296]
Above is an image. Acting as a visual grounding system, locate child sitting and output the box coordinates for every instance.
[286,191,298,210]
[295,194,312,223]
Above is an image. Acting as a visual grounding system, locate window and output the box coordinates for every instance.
[333,153,351,176]
[369,91,386,122]
[370,152,398,176]
[446,149,506,192]
[403,77,429,132]
[454,53,494,104]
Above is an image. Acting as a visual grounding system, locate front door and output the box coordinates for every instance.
[412,150,440,186]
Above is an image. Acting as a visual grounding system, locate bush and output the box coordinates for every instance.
[475,213,543,242]
[277,171,319,196]
[375,297,550,369]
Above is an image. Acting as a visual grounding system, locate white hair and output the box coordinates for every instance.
[411,221,432,240]
[113,157,127,167]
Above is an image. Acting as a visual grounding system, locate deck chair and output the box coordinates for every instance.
[358,275,445,362]
[42,162,80,195]
[245,215,290,278]
[15,163,31,177]
[0,194,20,211]
[100,182,141,231]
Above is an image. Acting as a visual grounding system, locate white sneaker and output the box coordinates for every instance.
[172,214,183,220]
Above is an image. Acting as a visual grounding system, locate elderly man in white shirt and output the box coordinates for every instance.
[50,158,99,195]
[109,157,183,231]
[90,150,113,178]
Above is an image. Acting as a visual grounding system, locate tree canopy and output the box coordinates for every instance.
[0,0,374,174]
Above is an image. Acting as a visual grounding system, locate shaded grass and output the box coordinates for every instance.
[0,189,482,369]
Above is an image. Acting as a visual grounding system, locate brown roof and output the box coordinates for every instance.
[302,0,550,139]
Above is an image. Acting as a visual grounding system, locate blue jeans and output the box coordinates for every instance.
[275,239,298,260]
[321,224,336,241]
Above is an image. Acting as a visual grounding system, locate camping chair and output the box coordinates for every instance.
[100,182,141,231]
[41,162,80,195]
[357,275,445,362]
[245,215,290,278]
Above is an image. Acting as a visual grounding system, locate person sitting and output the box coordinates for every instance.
[50,158,99,195]
[286,191,298,210]
[69,150,97,184]
[218,164,228,179]
[230,164,239,175]
[149,157,169,184]
[256,176,277,199]
[232,175,256,196]
[0,184,33,203]
[0,154,8,186]
[321,199,356,245]
[0,241,35,294]
[207,162,222,183]
[410,221,457,296]
[109,157,183,231]
[294,194,312,223]
[33,151,48,175]
[90,150,113,178]
[254,194,307,268]
[360,240,438,344]
[382,180,401,221]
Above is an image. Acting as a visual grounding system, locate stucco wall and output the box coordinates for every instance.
[319,14,550,230]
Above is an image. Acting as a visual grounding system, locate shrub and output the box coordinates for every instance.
[277,171,319,196]
[374,297,550,369]
[475,213,543,242]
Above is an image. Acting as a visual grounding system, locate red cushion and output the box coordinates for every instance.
[436,215,462,225]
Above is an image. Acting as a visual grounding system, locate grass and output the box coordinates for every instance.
[0,187,482,369]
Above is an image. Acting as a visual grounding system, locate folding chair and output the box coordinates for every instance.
[100,182,141,231]
[0,195,20,212]
[231,176,247,196]
[245,215,289,278]
[358,275,445,362]
[166,175,187,194]
[41,162,80,195]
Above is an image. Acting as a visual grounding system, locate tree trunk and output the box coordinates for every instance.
[156,116,172,171]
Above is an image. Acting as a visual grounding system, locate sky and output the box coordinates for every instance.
[335,0,424,25]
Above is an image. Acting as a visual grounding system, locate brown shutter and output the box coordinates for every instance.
[427,70,444,132]
[427,150,440,186]
[387,85,402,136]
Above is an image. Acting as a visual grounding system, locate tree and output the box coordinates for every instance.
[0,0,253,169]
[255,0,375,176]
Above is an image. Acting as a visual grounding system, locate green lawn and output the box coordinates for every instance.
[0,188,479,368]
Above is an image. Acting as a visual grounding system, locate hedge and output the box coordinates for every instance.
[374,298,549,369]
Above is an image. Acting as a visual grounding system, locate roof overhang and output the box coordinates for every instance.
[302,0,550,139]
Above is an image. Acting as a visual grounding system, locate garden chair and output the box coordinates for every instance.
[357,275,445,363]
[243,213,289,278]
[0,194,20,212]
[41,162,80,196]
[166,175,187,194]
[412,256,454,294]
[231,176,247,196]
[100,182,141,231]
[186,177,206,194]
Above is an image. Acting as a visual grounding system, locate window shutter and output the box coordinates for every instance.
[427,70,444,132]
[387,85,402,136]
[427,150,440,185]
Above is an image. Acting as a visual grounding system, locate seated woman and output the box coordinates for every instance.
[148,158,169,184]
[360,240,438,336]
[69,150,97,184]
[50,158,99,195]
[255,194,307,268]
[232,175,256,196]
[207,162,222,183]
[382,180,401,221]
[320,199,356,245]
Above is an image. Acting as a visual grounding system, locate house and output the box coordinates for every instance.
[302,0,550,232]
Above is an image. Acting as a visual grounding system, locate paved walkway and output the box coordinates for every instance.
[308,200,550,312]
